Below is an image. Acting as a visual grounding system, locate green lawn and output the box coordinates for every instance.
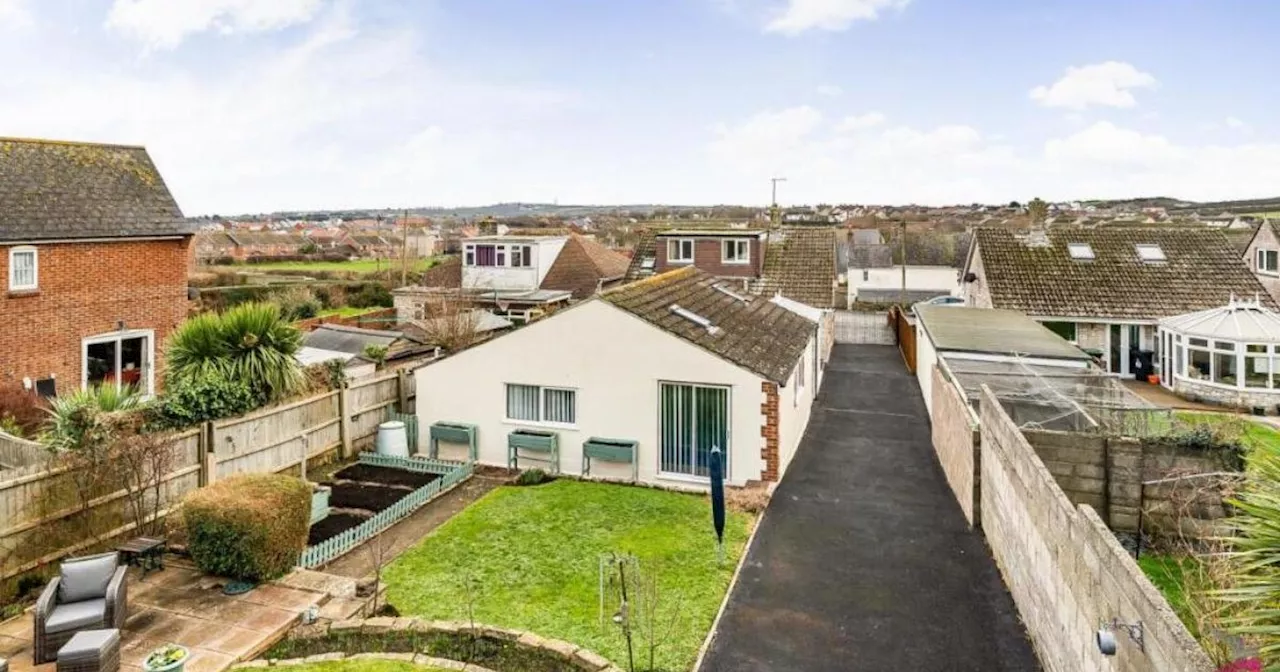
[383,480,752,672]
[214,257,441,274]
[1174,411,1280,454]
[1138,553,1195,624]
[282,661,449,672]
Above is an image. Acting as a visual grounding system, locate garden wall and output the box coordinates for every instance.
[929,366,980,525]
[979,387,1213,672]
[0,371,416,585]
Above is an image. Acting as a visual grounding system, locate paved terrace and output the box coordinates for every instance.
[702,345,1039,671]
[0,561,333,672]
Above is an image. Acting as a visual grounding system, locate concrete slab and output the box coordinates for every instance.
[701,345,1040,672]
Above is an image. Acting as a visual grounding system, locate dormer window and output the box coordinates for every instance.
[668,239,694,263]
[1067,243,1095,261]
[722,239,750,265]
[1135,244,1166,262]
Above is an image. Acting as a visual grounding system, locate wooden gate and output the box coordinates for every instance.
[889,307,918,372]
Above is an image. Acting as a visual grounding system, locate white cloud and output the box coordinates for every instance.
[835,111,885,131]
[0,3,573,213]
[706,108,1280,205]
[106,0,324,49]
[0,0,31,29]
[1030,61,1157,110]
[1226,116,1249,130]
[816,84,842,97]
[765,0,908,35]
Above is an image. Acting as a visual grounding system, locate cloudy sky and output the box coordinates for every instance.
[1,0,1277,214]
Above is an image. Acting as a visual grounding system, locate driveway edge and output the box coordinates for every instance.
[691,506,769,672]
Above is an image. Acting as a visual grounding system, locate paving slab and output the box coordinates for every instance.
[701,345,1040,672]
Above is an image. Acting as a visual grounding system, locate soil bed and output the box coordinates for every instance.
[327,482,413,512]
[333,464,442,489]
[308,513,369,546]
[266,629,583,672]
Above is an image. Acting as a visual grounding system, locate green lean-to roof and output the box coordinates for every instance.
[915,305,1092,361]
[968,226,1275,320]
[602,266,814,384]
[0,137,187,241]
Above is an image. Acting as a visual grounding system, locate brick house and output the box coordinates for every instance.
[415,266,821,487]
[0,138,192,397]
[624,227,840,309]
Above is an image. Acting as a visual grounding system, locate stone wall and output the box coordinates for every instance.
[930,366,980,525]
[1172,376,1280,412]
[979,387,1214,672]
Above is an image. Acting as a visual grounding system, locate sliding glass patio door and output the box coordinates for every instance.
[659,383,729,478]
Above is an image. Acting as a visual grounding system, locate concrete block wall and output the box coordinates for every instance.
[929,366,980,525]
[979,387,1214,672]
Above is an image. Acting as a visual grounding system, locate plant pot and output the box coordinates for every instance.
[143,645,189,672]
[1146,374,1160,385]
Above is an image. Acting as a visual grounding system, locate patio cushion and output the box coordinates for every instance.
[45,599,107,634]
[59,553,117,603]
[59,629,119,660]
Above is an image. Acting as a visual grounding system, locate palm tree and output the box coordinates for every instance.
[167,303,304,403]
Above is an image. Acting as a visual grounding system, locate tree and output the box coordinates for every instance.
[166,303,305,404]
[1027,197,1049,226]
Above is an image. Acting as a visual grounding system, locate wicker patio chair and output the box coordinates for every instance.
[34,553,127,664]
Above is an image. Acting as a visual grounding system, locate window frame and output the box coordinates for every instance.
[1258,248,1279,276]
[1066,243,1095,260]
[8,246,38,292]
[81,329,155,396]
[667,239,694,263]
[721,239,751,265]
[503,383,578,428]
[1135,244,1166,262]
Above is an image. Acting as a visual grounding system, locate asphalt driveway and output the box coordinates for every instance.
[700,344,1039,672]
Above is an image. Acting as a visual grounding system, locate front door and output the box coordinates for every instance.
[659,383,729,478]
[1107,325,1144,376]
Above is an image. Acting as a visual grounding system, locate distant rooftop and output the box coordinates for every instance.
[655,229,765,237]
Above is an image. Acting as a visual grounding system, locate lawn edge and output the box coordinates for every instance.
[689,504,768,672]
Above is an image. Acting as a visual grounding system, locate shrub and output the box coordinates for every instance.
[348,282,394,308]
[515,468,549,486]
[166,302,305,403]
[150,370,257,429]
[0,384,46,437]
[183,474,310,581]
[45,385,146,451]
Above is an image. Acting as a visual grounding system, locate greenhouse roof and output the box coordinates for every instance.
[1159,296,1280,342]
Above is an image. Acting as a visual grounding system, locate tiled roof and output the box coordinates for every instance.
[0,137,186,241]
[601,266,814,383]
[969,227,1275,319]
[751,228,839,309]
[623,230,658,282]
[540,234,631,299]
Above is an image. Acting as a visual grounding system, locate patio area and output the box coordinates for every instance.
[0,560,327,672]
[1122,379,1225,412]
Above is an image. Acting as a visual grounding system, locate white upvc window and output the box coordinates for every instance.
[505,383,577,426]
[668,239,694,263]
[722,239,751,265]
[795,353,806,407]
[8,246,37,291]
[1258,248,1279,276]
[82,330,155,396]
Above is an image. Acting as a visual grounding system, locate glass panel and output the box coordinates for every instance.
[119,337,146,391]
[1214,352,1238,386]
[475,245,497,266]
[543,389,575,424]
[1246,354,1270,388]
[660,383,694,474]
[1043,322,1076,341]
[10,251,35,287]
[1214,341,1236,351]
[1248,344,1268,353]
[1175,345,1184,376]
[1109,324,1122,374]
[506,384,540,421]
[1189,338,1208,347]
[86,341,115,388]
[694,386,727,478]
[1188,348,1210,380]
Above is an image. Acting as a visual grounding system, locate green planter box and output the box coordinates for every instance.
[310,485,331,525]
[428,421,478,461]
[508,429,560,473]
[583,437,639,481]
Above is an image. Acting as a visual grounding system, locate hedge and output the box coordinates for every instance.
[183,474,311,581]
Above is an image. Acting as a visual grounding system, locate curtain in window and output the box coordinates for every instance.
[544,389,575,424]
[506,384,539,421]
[660,383,727,476]
[11,251,34,287]
[476,245,497,266]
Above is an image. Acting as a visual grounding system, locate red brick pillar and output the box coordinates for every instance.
[760,381,780,481]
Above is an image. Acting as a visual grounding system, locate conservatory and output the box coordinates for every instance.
[1157,297,1280,409]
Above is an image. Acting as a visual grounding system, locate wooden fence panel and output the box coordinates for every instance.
[0,430,47,471]
[213,392,340,478]
[347,374,401,446]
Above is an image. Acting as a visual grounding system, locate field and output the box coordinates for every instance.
[383,480,752,671]
[210,257,442,275]
[317,306,386,318]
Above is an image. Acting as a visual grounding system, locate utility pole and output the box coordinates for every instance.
[899,219,907,308]
[770,177,787,227]
[400,209,410,286]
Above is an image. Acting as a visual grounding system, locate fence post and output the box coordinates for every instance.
[203,421,218,486]
[397,368,411,414]
[338,385,353,459]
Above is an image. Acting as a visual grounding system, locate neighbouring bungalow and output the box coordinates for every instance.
[1242,219,1280,305]
[414,266,823,488]
[960,227,1274,380]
